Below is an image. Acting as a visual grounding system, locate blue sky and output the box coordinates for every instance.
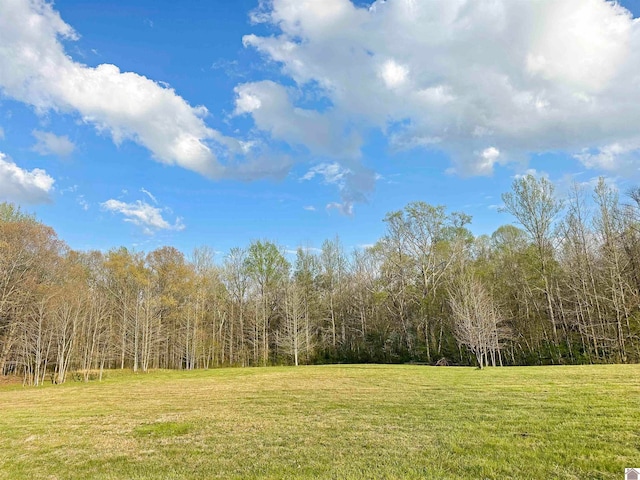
[1,0,639,258]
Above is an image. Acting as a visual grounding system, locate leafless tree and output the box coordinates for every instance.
[449,275,507,368]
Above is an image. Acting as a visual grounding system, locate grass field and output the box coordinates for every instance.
[0,365,638,479]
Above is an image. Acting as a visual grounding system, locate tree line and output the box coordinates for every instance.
[1,175,639,385]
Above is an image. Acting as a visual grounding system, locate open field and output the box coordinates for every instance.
[0,365,639,479]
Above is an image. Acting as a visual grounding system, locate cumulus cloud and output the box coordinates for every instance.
[6,0,640,214]
[574,142,640,175]
[0,0,272,179]
[101,199,185,234]
[242,0,640,189]
[31,130,76,157]
[0,152,55,204]
[234,80,371,211]
[473,147,502,176]
[234,81,362,159]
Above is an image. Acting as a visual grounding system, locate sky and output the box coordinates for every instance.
[1,0,640,258]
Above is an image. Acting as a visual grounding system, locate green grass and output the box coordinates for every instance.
[0,365,638,479]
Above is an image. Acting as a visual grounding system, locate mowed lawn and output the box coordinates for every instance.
[0,365,638,479]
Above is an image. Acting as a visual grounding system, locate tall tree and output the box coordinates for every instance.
[501,174,563,357]
[147,247,194,369]
[223,247,250,366]
[0,208,64,377]
[381,202,471,361]
[593,179,635,362]
[244,241,289,365]
[319,237,347,351]
[293,247,320,363]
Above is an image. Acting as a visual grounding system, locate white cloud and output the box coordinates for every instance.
[574,141,640,174]
[0,0,266,179]
[101,199,185,234]
[6,0,640,214]
[0,127,4,140]
[475,147,501,175]
[242,0,640,193]
[0,0,300,182]
[448,146,503,176]
[301,162,351,184]
[303,205,316,211]
[234,81,362,159]
[31,130,76,157]
[0,152,54,204]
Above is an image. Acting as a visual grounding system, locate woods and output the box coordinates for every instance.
[1,175,640,384]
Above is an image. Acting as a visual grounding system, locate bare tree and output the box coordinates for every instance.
[279,283,310,366]
[449,275,507,368]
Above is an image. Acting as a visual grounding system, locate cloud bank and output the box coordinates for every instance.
[4,0,640,214]
[0,0,285,180]
[239,0,640,194]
